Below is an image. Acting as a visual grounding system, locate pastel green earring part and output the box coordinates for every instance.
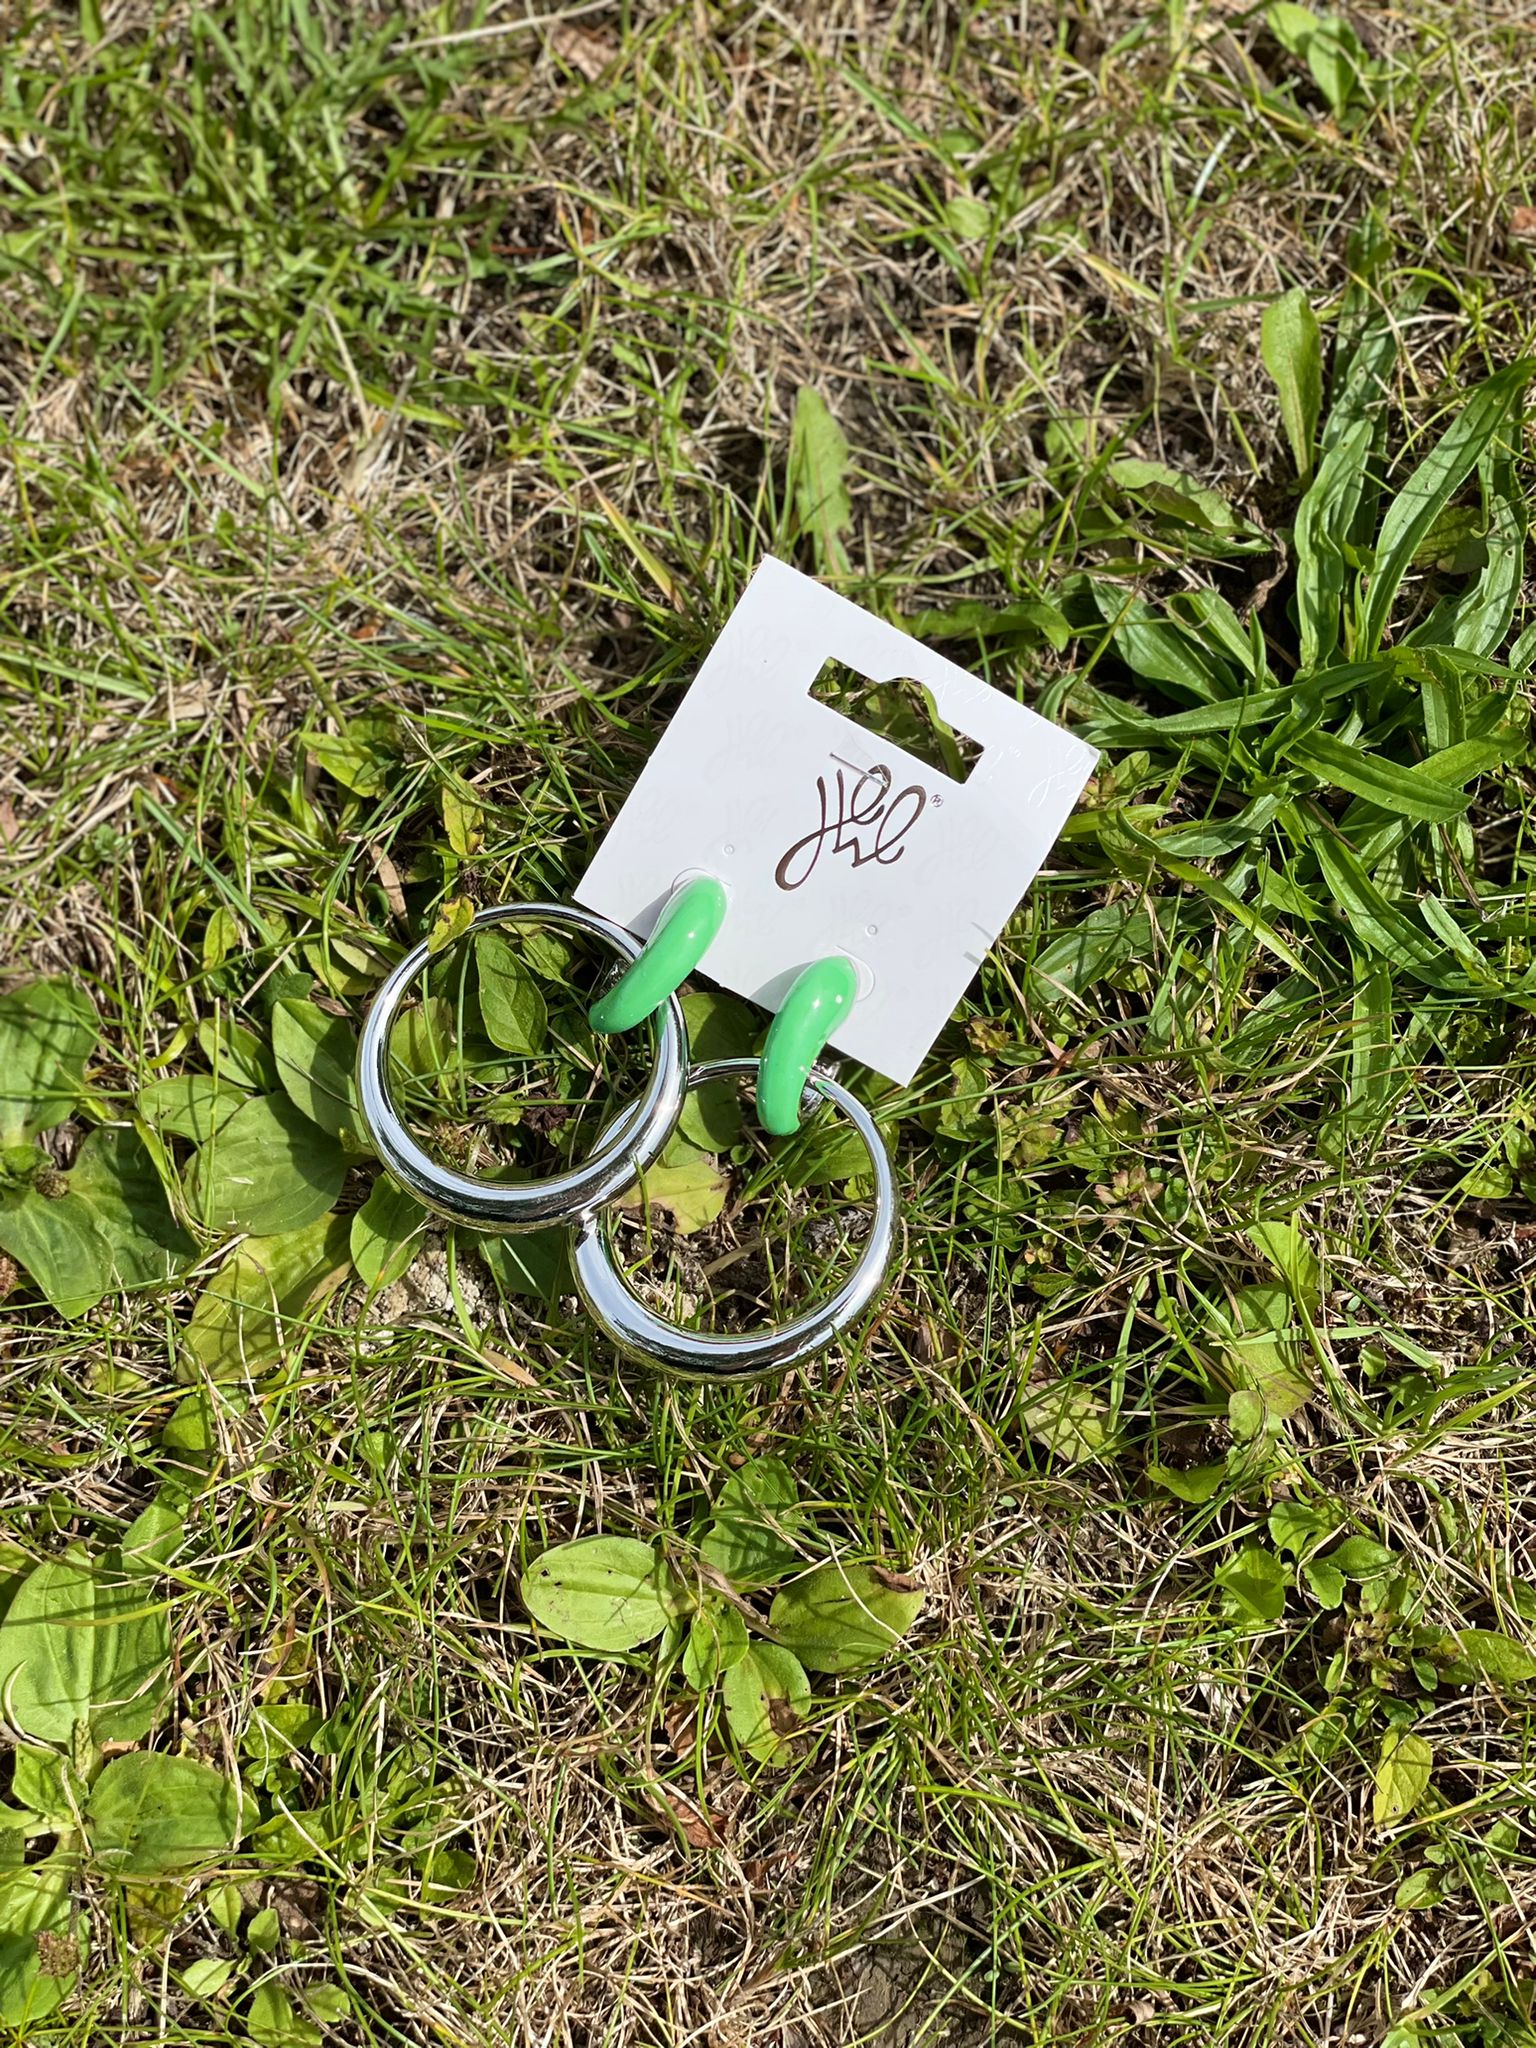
[757,956,860,1136]
[588,876,728,1035]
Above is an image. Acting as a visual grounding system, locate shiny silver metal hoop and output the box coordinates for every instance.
[356,902,688,1230]
[572,1056,898,1379]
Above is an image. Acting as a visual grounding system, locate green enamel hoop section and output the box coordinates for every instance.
[756,955,860,1136]
[588,876,729,1035]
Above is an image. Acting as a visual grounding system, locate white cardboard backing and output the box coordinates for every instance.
[576,557,1097,1085]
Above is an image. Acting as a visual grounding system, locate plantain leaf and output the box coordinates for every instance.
[1358,362,1534,655]
[1373,1729,1433,1826]
[1440,1628,1536,1685]
[1281,731,1470,822]
[700,1457,810,1591]
[1214,1544,1289,1624]
[136,1072,249,1146]
[188,1093,347,1236]
[67,1125,194,1288]
[349,1177,426,1292]
[769,1560,923,1673]
[0,1857,77,2026]
[1408,444,1526,658]
[272,999,362,1143]
[88,1753,241,1875]
[677,991,757,1149]
[180,1211,350,1379]
[620,1152,728,1235]
[1293,417,1371,670]
[196,1015,277,1093]
[789,386,853,576]
[0,1547,169,1745]
[473,932,547,1055]
[0,1186,114,1319]
[681,1602,749,1691]
[0,981,97,1145]
[721,1643,811,1764]
[1262,288,1323,480]
[521,1537,679,1652]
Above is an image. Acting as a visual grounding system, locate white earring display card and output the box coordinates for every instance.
[577,557,1097,1086]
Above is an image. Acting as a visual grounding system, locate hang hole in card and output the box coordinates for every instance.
[576,557,1097,1087]
[804,660,983,786]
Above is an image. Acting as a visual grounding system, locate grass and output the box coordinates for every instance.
[4,0,1536,2042]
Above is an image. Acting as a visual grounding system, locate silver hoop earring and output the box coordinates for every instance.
[356,902,689,1230]
[570,1056,897,1380]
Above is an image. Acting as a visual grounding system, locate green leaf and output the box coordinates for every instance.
[1262,287,1324,480]
[1394,1868,1441,1910]
[388,997,456,1079]
[1026,904,1157,1005]
[681,1602,749,1691]
[0,1549,169,1745]
[769,1561,923,1674]
[349,1177,426,1291]
[1107,457,1247,536]
[1373,1729,1433,1826]
[1294,417,1372,669]
[272,999,362,1142]
[1086,587,1235,702]
[907,598,1069,653]
[620,1151,729,1235]
[0,981,97,1145]
[1267,4,1364,115]
[188,1093,347,1236]
[245,1905,281,1952]
[0,1186,113,1319]
[1410,444,1526,657]
[677,991,757,1149]
[473,931,547,1054]
[0,1858,77,2027]
[1329,1535,1396,1580]
[136,1073,248,1144]
[197,1015,277,1092]
[1302,1559,1346,1608]
[12,1748,83,1824]
[247,1979,322,2047]
[1268,1501,1334,1556]
[1281,731,1470,822]
[789,386,853,576]
[520,1537,678,1652]
[700,1457,810,1591]
[1442,1628,1536,1684]
[179,1955,237,1999]
[1146,1462,1225,1504]
[121,1499,184,1574]
[1245,1219,1320,1311]
[441,784,484,857]
[1358,362,1534,655]
[303,715,396,797]
[1227,1387,1270,1441]
[478,1227,572,1305]
[1214,1545,1288,1624]
[721,1643,811,1765]
[87,1753,241,1875]
[67,1125,194,1288]
[180,1212,351,1379]
[1313,835,1461,987]
[1017,1381,1112,1462]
